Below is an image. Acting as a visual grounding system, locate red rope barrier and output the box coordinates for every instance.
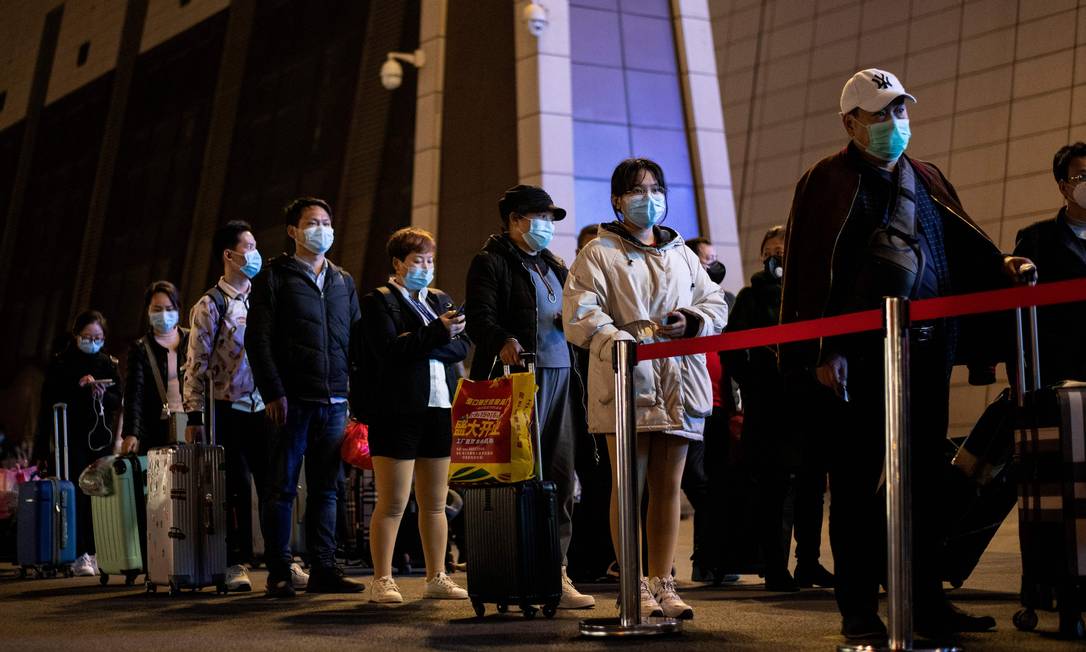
[636,277,1086,362]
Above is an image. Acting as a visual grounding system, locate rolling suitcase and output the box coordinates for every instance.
[17,403,77,578]
[1011,306,1086,639]
[463,354,562,619]
[145,379,227,596]
[92,455,148,586]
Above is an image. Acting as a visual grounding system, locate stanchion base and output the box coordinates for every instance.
[837,645,962,652]
[579,616,682,637]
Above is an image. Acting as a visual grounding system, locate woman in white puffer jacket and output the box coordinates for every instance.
[562,158,728,620]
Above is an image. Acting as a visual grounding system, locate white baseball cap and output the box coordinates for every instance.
[839,68,916,115]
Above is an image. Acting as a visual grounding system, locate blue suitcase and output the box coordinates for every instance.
[17,403,77,578]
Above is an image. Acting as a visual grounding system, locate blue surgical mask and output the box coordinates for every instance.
[231,249,262,278]
[404,266,434,291]
[522,218,555,252]
[149,310,179,335]
[77,337,103,355]
[623,193,667,229]
[862,118,911,162]
[298,225,334,255]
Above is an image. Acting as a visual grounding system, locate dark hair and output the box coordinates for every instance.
[686,237,712,256]
[1053,142,1086,182]
[576,224,599,251]
[72,309,108,338]
[610,158,667,200]
[212,220,253,263]
[283,197,333,227]
[143,280,181,312]
[387,227,436,262]
[760,225,786,254]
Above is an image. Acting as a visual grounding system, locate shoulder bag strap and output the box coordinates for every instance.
[141,338,170,418]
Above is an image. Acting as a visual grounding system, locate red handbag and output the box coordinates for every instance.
[341,419,373,470]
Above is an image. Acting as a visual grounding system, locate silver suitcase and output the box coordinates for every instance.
[145,373,227,595]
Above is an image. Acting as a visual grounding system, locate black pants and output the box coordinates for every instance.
[681,439,710,566]
[793,456,828,565]
[214,401,270,567]
[828,338,950,620]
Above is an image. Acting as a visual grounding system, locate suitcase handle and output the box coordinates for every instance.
[1012,304,1041,407]
[52,403,69,481]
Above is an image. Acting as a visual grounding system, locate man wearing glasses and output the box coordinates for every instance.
[779,68,1034,642]
[1014,142,1086,385]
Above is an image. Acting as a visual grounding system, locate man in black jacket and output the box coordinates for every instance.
[246,197,363,597]
[1014,142,1086,385]
[464,185,594,609]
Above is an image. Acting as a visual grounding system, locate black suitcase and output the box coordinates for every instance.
[461,354,562,618]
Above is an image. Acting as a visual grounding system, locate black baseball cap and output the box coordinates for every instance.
[498,184,567,222]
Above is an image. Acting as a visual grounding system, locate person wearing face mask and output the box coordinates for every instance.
[352,227,470,603]
[181,220,292,593]
[33,310,122,577]
[123,281,189,455]
[779,68,1035,641]
[463,184,596,610]
[1013,142,1086,385]
[564,158,728,620]
[246,197,363,598]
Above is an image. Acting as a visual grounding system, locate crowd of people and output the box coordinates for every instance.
[21,66,1086,643]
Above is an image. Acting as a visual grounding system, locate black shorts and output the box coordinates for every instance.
[368,407,452,460]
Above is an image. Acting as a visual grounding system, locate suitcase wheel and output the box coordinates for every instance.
[542,603,557,619]
[472,600,485,618]
[496,603,508,614]
[124,572,139,587]
[100,573,109,586]
[145,581,157,594]
[33,567,43,579]
[18,567,26,579]
[216,582,228,595]
[168,581,181,597]
[1058,614,1086,640]
[65,566,74,578]
[521,604,538,619]
[1013,608,1038,631]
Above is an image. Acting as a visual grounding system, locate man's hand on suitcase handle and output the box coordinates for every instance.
[816,353,849,402]
[500,338,525,366]
[1003,256,1036,285]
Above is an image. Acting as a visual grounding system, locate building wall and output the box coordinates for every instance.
[711,0,1086,434]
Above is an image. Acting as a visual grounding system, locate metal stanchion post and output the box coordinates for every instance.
[580,339,680,637]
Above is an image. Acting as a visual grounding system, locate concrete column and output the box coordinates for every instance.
[513,0,577,262]
[411,0,448,235]
[671,0,743,292]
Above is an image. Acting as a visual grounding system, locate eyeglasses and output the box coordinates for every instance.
[624,185,666,197]
[79,336,104,344]
[1068,173,1086,184]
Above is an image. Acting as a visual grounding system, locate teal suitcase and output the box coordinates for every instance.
[92,455,147,585]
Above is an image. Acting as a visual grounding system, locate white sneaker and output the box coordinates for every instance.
[289,562,309,590]
[617,578,663,618]
[87,554,99,576]
[225,564,252,592]
[649,575,693,620]
[559,569,595,609]
[370,575,403,603]
[72,553,97,577]
[423,571,468,600]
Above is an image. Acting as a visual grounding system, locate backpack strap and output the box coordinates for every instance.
[204,285,229,353]
[374,285,402,331]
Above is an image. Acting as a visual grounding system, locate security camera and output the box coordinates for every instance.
[379,49,426,91]
[380,58,403,90]
[523,2,548,37]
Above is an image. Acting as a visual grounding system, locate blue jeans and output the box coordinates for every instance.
[262,399,348,576]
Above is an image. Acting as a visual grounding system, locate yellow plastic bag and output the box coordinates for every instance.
[448,371,537,484]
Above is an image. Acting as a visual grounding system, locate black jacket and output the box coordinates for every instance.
[465,234,569,380]
[1013,208,1086,384]
[124,329,190,448]
[246,254,360,403]
[34,344,123,468]
[353,283,469,420]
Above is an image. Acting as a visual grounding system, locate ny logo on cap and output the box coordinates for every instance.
[872,72,892,90]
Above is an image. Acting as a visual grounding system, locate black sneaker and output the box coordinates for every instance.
[265,576,297,598]
[916,602,996,636]
[305,566,366,593]
[794,562,835,588]
[841,612,888,641]
[764,571,800,592]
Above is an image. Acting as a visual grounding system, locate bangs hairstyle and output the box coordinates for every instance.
[610,158,667,198]
[387,227,436,262]
[72,309,108,338]
[143,280,181,312]
[283,197,333,227]
[760,225,786,254]
[212,220,253,261]
[1053,142,1086,182]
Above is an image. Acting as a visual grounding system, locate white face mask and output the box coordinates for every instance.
[1073,182,1086,210]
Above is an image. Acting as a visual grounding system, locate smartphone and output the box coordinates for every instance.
[91,379,115,387]
[454,302,466,316]
[664,313,680,325]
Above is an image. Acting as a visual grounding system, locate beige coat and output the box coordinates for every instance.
[562,224,729,439]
